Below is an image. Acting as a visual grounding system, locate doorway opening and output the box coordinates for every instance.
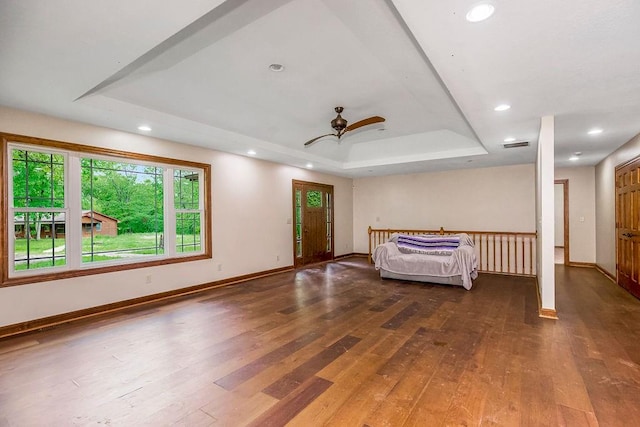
[554,179,569,265]
[292,180,334,267]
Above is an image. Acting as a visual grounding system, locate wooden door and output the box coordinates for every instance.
[293,180,334,267]
[616,158,640,298]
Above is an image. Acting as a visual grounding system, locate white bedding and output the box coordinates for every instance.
[372,235,478,290]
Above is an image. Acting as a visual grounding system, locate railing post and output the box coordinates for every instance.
[368,226,372,264]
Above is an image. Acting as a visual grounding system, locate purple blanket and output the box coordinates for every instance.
[396,234,460,256]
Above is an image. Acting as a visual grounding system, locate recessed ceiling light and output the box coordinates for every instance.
[588,128,603,135]
[466,3,495,22]
[268,63,284,72]
[569,156,579,161]
[574,151,582,156]
[504,137,516,142]
[247,150,256,156]
[306,163,313,169]
[494,104,511,112]
[137,125,152,132]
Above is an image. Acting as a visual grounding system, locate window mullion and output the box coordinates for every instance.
[66,154,82,269]
[164,168,176,257]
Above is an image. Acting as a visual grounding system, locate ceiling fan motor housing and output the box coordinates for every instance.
[331,115,348,133]
[331,106,348,136]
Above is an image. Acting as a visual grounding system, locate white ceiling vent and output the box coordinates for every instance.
[503,141,529,149]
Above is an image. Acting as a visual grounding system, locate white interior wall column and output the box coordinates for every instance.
[536,115,556,314]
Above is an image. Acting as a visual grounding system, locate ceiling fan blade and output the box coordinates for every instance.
[304,133,337,147]
[345,116,385,132]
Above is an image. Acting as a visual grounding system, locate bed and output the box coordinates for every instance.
[372,233,479,290]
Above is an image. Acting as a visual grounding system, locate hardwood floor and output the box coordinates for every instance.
[1,258,639,426]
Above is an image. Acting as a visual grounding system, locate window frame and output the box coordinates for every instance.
[1,133,212,288]
[9,145,69,274]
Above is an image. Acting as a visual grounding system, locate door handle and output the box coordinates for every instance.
[623,232,637,238]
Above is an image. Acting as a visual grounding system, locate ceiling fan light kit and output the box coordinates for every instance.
[304,106,385,147]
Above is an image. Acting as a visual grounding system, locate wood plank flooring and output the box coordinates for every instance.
[1,259,640,426]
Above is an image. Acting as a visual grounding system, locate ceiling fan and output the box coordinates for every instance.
[304,106,385,147]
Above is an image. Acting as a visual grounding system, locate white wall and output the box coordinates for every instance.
[554,184,564,246]
[0,107,353,326]
[352,164,536,253]
[555,166,596,264]
[595,132,640,276]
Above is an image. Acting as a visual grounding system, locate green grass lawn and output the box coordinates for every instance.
[13,238,65,256]
[14,258,66,271]
[14,233,201,270]
[81,233,165,255]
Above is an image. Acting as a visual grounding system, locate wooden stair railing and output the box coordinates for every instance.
[368,226,537,276]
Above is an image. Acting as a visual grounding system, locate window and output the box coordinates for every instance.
[11,149,66,271]
[2,133,211,287]
[295,189,302,258]
[307,190,322,208]
[81,158,165,263]
[326,192,332,252]
[174,170,201,253]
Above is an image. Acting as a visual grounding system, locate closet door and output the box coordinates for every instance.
[616,157,640,298]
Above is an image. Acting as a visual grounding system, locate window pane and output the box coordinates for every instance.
[12,149,64,208]
[13,212,66,270]
[176,213,201,253]
[174,169,202,255]
[81,159,164,263]
[325,192,331,253]
[307,190,322,208]
[174,170,200,210]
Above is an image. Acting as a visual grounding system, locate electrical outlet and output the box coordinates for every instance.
[145,274,152,284]
[217,264,222,271]
[276,255,280,261]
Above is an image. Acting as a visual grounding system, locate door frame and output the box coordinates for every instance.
[292,180,334,267]
[554,179,569,265]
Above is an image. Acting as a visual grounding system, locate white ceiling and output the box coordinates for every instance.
[1,0,639,177]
